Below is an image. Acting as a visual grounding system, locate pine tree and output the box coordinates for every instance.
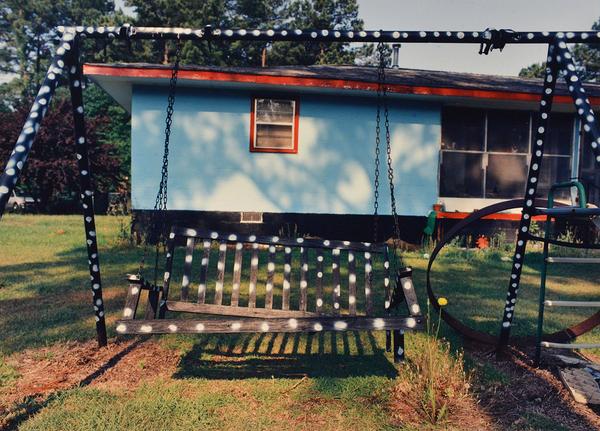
[519,19,600,81]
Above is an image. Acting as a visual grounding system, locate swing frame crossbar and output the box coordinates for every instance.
[0,25,599,352]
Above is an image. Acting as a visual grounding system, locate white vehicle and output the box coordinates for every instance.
[6,190,37,212]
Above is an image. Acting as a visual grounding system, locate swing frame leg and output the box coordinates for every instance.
[393,330,405,363]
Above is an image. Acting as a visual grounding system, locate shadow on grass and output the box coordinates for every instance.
[0,244,138,354]
[1,339,146,431]
[174,331,398,379]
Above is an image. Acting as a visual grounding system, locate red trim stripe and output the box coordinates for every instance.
[437,211,546,221]
[83,64,600,105]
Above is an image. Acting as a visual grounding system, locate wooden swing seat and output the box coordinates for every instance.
[116,227,424,340]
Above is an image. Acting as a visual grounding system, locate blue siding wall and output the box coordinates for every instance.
[131,85,440,216]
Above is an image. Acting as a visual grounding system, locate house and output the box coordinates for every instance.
[85,62,600,242]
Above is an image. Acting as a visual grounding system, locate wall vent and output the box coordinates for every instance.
[240,211,264,223]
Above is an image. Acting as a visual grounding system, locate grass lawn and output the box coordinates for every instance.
[0,214,599,430]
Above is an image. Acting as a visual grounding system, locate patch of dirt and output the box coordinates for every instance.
[0,337,181,427]
[472,345,600,431]
[2,336,600,430]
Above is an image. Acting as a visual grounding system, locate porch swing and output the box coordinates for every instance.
[115,42,424,361]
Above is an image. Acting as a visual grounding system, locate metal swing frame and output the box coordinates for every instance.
[1,26,600,352]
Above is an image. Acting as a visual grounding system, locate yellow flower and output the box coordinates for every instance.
[438,297,448,307]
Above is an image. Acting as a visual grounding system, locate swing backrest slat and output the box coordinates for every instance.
[163,227,391,317]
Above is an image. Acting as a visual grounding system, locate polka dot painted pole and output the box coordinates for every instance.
[496,42,559,354]
[66,38,108,347]
[56,25,600,45]
[0,32,74,217]
[554,42,600,164]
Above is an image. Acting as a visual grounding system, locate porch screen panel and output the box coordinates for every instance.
[439,152,484,197]
[538,114,573,200]
[486,110,530,153]
[440,107,485,198]
[441,107,485,151]
[485,154,528,199]
[440,107,574,200]
[581,132,600,205]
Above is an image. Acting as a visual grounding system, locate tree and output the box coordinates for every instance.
[518,62,547,79]
[519,19,600,81]
[124,0,363,66]
[0,1,119,98]
[83,83,130,181]
[354,43,391,67]
[0,95,122,211]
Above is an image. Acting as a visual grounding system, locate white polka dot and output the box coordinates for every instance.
[313,323,323,331]
[334,321,347,330]
[373,318,385,329]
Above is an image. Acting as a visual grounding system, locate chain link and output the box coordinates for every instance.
[139,41,181,282]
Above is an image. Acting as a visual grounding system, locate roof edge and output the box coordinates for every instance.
[83,63,600,106]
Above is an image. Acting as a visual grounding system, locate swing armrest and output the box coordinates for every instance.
[125,274,162,292]
[126,274,143,283]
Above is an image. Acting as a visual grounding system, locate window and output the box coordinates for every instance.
[440,107,574,199]
[250,97,299,153]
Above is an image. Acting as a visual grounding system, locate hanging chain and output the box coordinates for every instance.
[138,40,182,282]
[376,42,404,269]
[373,43,383,245]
